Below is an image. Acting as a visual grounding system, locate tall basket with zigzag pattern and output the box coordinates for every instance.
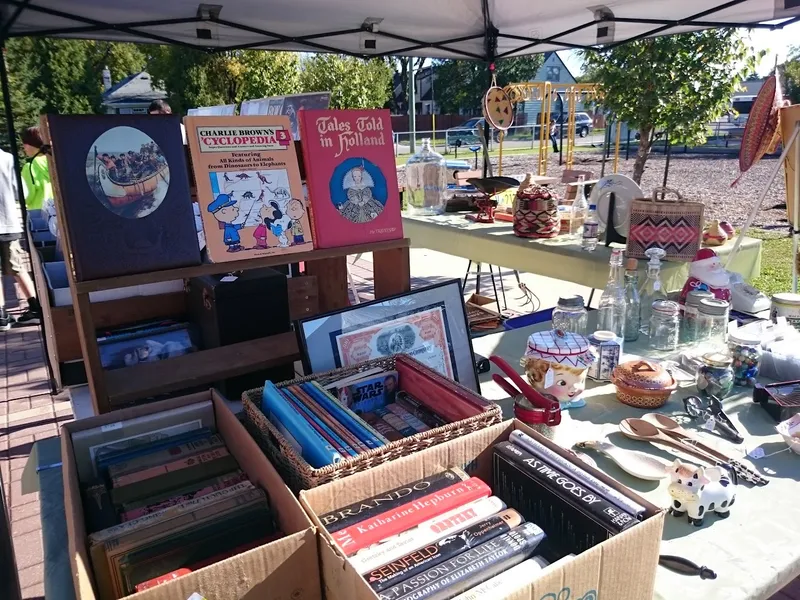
[626,187,705,262]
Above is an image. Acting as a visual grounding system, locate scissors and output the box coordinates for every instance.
[489,355,561,426]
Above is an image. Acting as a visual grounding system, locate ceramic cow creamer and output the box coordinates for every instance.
[667,459,736,526]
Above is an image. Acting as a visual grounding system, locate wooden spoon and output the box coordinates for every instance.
[619,418,720,466]
[642,413,730,463]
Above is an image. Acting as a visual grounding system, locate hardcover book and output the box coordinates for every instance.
[298,109,403,248]
[184,115,314,262]
[45,114,201,281]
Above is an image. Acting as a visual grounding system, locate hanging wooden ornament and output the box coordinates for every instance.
[482,76,514,131]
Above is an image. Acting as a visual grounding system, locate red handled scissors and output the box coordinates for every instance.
[489,355,561,426]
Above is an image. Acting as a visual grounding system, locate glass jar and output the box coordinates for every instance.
[648,300,680,351]
[728,330,762,386]
[697,298,730,347]
[680,290,714,345]
[696,352,734,400]
[552,295,588,336]
[405,138,448,215]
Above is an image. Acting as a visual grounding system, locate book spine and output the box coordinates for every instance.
[134,568,191,592]
[111,447,232,488]
[387,404,430,433]
[96,427,215,472]
[374,407,417,437]
[287,384,368,454]
[333,477,492,556]
[449,556,550,600]
[351,496,505,576]
[494,442,638,534]
[361,413,404,442]
[120,470,247,521]
[261,381,343,468]
[90,481,255,543]
[396,393,449,428]
[367,509,522,592]
[385,522,545,600]
[321,468,469,533]
[303,381,388,447]
[281,387,358,457]
[106,434,224,479]
[509,430,646,517]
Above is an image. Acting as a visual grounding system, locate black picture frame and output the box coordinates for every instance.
[296,279,480,393]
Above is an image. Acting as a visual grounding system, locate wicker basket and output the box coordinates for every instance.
[243,356,502,491]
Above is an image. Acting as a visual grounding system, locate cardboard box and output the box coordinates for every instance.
[62,389,320,600]
[300,420,664,600]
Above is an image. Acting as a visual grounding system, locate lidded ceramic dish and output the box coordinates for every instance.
[611,359,677,409]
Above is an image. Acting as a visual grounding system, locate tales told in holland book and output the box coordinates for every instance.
[299,109,403,248]
[185,115,313,263]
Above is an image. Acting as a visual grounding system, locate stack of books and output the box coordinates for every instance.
[81,427,281,599]
[261,368,477,468]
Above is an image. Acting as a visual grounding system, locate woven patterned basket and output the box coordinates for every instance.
[243,356,502,491]
[513,177,559,239]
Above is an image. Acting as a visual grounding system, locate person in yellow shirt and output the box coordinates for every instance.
[20,126,52,212]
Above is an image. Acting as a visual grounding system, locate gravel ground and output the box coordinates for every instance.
[399,152,790,230]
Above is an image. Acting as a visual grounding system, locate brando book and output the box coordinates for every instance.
[332,477,492,555]
[184,115,313,262]
[298,109,403,248]
[44,114,200,281]
[320,468,468,533]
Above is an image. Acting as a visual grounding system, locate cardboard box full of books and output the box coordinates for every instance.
[299,419,665,600]
[62,389,320,600]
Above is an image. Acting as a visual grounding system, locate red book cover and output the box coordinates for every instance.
[298,109,403,248]
[332,477,491,555]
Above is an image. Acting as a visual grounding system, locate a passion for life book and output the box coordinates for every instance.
[298,109,403,249]
[184,115,314,263]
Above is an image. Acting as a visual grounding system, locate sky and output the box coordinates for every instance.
[557,21,800,79]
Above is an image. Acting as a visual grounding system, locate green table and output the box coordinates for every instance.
[472,316,798,600]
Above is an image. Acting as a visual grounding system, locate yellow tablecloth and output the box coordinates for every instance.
[402,214,762,291]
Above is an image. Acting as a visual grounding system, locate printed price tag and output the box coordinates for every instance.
[653,281,661,291]
[101,422,122,433]
[702,417,716,432]
[544,368,554,389]
[220,275,238,283]
[747,447,765,460]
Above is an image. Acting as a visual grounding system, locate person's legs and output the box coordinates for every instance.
[6,240,40,326]
[0,241,14,330]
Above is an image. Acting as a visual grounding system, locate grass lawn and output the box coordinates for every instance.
[750,229,792,297]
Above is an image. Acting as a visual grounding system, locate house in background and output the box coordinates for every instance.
[101,70,167,115]
[515,52,585,127]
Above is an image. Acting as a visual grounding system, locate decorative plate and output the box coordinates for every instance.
[483,86,514,131]
[590,174,642,237]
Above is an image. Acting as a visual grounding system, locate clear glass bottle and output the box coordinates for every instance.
[405,138,448,215]
[648,300,680,351]
[623,258,640,342]
[639,248,667,336]
[697,298,730,348]
[570,175,588,239]
[582,203,599,252]
[597,249,626,343]
[552,295,588,336]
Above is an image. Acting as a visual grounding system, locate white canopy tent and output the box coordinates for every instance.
[2,0,799,60]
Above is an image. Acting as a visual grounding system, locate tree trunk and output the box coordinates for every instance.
[632,124,652,185]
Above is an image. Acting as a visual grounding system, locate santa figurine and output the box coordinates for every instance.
[679,248,731,305]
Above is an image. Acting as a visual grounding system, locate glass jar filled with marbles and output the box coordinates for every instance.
[696,352,734,400]
[728,330,762,386]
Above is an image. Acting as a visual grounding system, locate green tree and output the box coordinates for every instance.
[299,54,393,109]
[147,47,301,114]
[431,56,545,114]
[782,46,800,105]
[582,30,760,183]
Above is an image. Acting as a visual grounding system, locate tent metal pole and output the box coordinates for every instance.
[794,124,800,292]
[408,58,416,155]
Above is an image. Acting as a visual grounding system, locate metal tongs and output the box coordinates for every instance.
[489,355,561,426]
[683,395,743,444]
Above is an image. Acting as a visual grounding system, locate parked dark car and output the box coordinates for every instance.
[445,117,487,146]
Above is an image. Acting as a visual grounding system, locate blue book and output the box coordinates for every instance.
[301,382,387,449]
[282,387,358,458]
[261,381,343,468]
[95,427,216,473]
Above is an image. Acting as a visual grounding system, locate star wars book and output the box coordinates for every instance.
[298,109,403,248]
[184,115,313,262]
[44,114,200,281]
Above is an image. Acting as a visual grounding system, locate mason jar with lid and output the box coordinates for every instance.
[552,295,588,336]
[697,298,730,347]
[648,300,680,351]
[680,290,714,345]
[728,329,762,386]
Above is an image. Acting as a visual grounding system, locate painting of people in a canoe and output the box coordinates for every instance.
[87,126,170,219]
